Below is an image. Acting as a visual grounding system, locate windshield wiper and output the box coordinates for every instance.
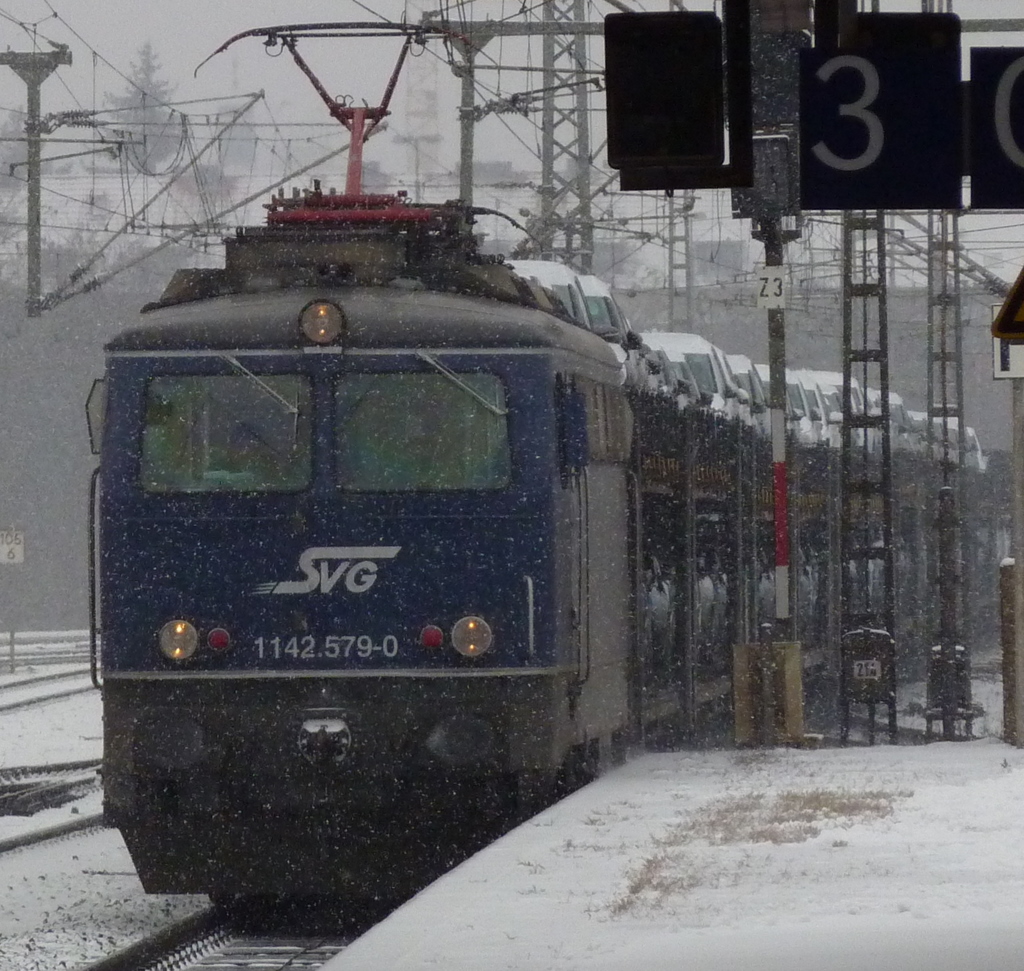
[416,352,508,416]
[221,355,299,415]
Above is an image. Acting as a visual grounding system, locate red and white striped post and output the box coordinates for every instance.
[761,218,793,639]
[772,408,791,625]
[757,215,795,746]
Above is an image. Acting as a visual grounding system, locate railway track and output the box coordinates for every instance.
[0,677,95,714]
[0,759,101,815]
[0,811,105,855]
[0,666,90,694]
[80,907,354,971]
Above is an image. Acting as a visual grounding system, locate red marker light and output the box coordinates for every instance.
[420,625,444,649]
[207,627,232,651]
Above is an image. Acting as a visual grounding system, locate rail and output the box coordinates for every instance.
[0,760,101,814]
[0,812,104,856]
[3,629,92,673]
[78,910,351,971]
[77,908,227,971]
[0,681,95,714]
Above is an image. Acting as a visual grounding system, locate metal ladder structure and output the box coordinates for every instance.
[924,209,972,739]
[426,4,608,272]
[666,191,696,331]
[838,210,897,744]
[536,0,595,269]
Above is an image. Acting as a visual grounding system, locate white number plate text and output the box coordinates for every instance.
[255,634,399,660]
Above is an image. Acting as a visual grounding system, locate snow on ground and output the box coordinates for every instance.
[331,722,1024,970]
[0,682,104,845]
[0,662,89,689]
[0,678,94,726]
[0,675,207,970]
[0,824,206,971]
[0,687,102,767]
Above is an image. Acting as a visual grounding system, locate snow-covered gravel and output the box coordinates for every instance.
[0,679,207,971]
[0,670,100,768]
[0,819,206,971]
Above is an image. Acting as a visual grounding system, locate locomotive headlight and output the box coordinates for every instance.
[158,620,198,662]
[299,300,345,344]
[451,616,493,658]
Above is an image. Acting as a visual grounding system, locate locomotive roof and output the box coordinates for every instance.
[106,285,621,371]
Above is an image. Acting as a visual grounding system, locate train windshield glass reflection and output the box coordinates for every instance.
[685,354,717,395]
[336,373,510,491]
[787,384,804,415]
[584,296,615,335]
[140,374,312,493]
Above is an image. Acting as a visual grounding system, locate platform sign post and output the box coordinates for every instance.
[0,528,22,673]
[1014,382,1024,747]
[0,529,24,564]
[991,278,1024,746]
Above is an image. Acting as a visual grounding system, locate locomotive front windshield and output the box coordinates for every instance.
[336,372,510,491]
[141,374,312,493]
[138,369,511,494]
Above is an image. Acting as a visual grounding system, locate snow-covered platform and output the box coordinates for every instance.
[328,738,1024,971]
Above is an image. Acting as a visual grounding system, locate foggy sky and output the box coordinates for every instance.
[0,0,1019,170]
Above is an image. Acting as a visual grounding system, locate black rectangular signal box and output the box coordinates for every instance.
[605,12,725,171]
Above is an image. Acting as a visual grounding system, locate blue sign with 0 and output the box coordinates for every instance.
[970,49,1024,210]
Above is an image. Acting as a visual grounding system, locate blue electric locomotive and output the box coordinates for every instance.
[88,21,773,900]
[91,189,667,897]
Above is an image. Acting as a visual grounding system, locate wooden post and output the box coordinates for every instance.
[734,642,754,745]
[1001,559,1016,744]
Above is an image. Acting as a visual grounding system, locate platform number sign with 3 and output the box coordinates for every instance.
[799,45,961,210]
[0,529,24,564]
[853,658,881,681]
[756,266,785,309]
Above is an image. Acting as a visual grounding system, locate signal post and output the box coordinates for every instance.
[0,46,72,317]
[992,271,1024,746]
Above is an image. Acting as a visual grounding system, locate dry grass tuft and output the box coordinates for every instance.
[609,786,910,915]
[660,787,906,847]
[608,852,701,916]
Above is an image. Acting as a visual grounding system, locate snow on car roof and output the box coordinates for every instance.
[504,259,581,286]
[640,331,717,360]
[792,369,826,393]
[799,369,864,392]
[577,274,614,297]
[726,352,753,373]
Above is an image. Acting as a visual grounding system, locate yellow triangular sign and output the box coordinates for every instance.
[992,263,1024,339]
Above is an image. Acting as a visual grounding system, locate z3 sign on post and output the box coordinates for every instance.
[800,43,961,210]
[755,265,786,309]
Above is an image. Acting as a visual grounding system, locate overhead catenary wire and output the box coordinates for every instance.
[40,124,382,310]
[42,90,264,307]
[0,2,1017,316]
